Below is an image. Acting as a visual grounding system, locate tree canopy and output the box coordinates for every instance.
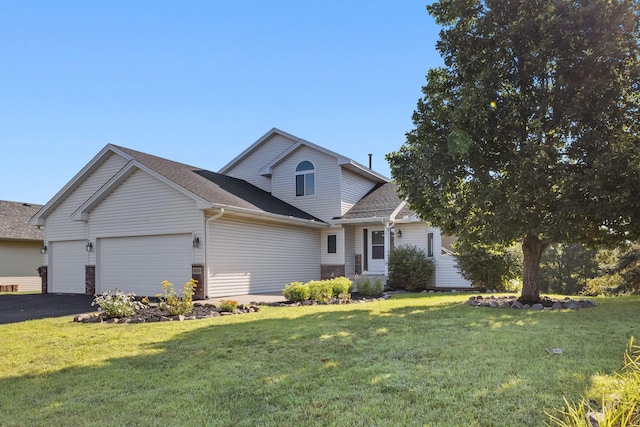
[387,0,640,301]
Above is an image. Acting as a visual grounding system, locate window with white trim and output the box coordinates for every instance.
[327,234,337,254]
[295,161,315,196]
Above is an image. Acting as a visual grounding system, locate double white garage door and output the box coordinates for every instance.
[50,234,192,295]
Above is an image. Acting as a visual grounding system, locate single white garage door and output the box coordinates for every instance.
[50,240,87,293]
[208,218,320,297]
[98,234,192,296]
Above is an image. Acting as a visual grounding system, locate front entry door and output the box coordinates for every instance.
[368,228,386,273]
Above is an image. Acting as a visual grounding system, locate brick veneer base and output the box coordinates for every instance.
[38,265,48,294]
[321,264,345,280]
[192,264,205,300]
[85,265,95,295]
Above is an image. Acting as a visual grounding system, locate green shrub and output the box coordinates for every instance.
[156,279,197,316]
[282,282,310,302]
[356,276,384,296]
[330,277,353,299]
[92,289,140,318]
[219,299,238,312]
[387,245,435,291]
[454,241,522,291]
[581,274,623,296]
[308,280,334,302]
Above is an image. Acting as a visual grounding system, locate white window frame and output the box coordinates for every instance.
[295,161,316,197]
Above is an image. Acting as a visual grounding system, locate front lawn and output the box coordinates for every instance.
[1,294,638,426]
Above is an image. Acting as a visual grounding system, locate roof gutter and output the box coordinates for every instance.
[207,203,328,228]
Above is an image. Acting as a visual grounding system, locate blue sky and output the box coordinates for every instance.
[0,1,443,204]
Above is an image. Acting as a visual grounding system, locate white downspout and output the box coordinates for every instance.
[204,208,225,298]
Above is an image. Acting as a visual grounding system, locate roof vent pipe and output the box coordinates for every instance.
[368,153,372,169]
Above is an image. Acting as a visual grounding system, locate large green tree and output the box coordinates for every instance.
[388,0,640,302]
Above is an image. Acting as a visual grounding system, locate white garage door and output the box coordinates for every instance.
[50,240,87,293]
[98,234,192,296]
[208,218,320,297]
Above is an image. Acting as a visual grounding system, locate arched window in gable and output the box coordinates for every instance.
[295,161,315,196]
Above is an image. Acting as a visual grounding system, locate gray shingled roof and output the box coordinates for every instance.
[0,200,44,241]
[341,183,414,220]
[114,145,323,223]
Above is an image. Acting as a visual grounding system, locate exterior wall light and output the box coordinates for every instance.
[85,241,94,252]
[397,230,402,238]
[192,236,200,248]
[40,245,47,254]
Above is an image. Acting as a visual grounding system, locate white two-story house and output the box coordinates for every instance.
[29,128,470,297]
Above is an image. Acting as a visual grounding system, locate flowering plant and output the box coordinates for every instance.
[92,289,141,318]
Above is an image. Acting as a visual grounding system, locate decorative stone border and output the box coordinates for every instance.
[467,295,596,310]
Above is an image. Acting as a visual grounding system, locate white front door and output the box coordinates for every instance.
[368,228,386,273]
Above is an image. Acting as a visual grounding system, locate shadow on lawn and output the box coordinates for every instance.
[1,300,637,426]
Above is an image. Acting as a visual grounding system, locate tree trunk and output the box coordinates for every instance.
[520,233,550,303]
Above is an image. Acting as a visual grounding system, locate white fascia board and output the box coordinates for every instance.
[70,160,212,221]
[29,144,132,226]
[208,203,329,228]
[218,128,302,174]
[389,200,409,222]
[330,217,389,225]
[340,160,390,183]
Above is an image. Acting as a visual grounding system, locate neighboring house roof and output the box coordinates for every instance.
[219,128,389,184]
[339,183,415,222]
[30,144,324,226]
[0,200,44,241]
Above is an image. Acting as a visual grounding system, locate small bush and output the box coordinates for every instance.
[283,282,310,302]
[454,241,522,291]
[356,276,384,297]
[219,299,238,312]
[581,274,623,296]
[156,279,197,316]
[308,280,334,302]
[330,277,353,299]
[92,289,140,318]
[387,245,435,291]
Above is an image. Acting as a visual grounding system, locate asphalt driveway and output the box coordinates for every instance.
[0,294,98,324]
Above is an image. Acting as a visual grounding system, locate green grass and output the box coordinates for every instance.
[1,294,638,426]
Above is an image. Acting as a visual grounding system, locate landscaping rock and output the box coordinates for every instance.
[467,295,596,311]
[511,300,524,309]
[563,300,582,309]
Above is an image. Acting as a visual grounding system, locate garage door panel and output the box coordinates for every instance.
[50,240,87,293]
[98,234,192,296]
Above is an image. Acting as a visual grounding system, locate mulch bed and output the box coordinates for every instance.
[75,302,260,323]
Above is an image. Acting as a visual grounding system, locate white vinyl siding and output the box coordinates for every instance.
[0,241,42,277]
[50,240,87,293]
[435,256,473,288]
[272,146,341,222]
[340,170,378,216]
[0,241,43,292]
[225,134,297,192]
[98,234,192,296]
[393,223,442,258]
[88,169,204,265]
[344,226,356,277]
[45,153,128,241]
[321,228,344,265]
[207,217,320,297]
